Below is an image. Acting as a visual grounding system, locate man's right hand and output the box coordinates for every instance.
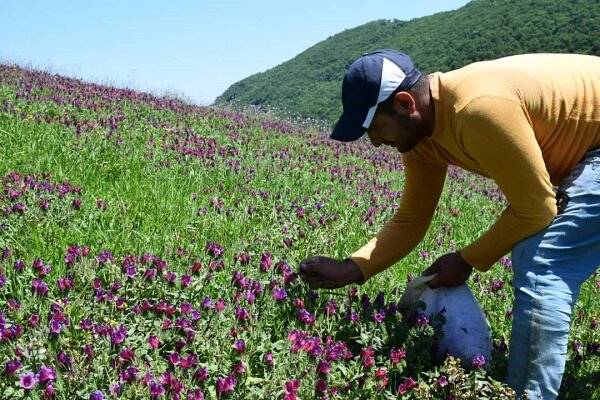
[298,256,364,289]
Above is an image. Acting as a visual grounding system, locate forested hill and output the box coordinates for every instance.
[216,0,600,125]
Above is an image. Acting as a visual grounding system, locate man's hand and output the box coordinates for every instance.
[298,256,363,289]
[424,252,473,289]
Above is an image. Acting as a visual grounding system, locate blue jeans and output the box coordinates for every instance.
[507,148,600,399]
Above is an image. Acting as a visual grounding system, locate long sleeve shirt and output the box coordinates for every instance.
[350,53,600,281]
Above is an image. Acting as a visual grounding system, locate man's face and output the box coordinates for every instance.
[366,108,426,153]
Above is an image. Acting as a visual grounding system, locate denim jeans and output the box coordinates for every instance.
[507,148,600,399]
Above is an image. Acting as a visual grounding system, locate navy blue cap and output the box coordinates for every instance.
[330,49,421,142]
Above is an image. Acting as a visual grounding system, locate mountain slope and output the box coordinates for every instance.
[216,0,600,124]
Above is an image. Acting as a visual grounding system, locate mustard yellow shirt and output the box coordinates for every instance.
[351,53,600,281]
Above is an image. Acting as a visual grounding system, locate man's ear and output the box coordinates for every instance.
[392,92,416,114]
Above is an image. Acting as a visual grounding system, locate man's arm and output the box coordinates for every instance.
[350,161,448,281]
[457,96,557,271]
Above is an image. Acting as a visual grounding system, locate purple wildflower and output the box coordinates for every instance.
[84,344,94,359]
[90,390,104,400]
[5,359,22,377]
[398,377,416,393]
[233,339,246,354]
[193,367,209,382]
[416,313,429,326]
[149,381,165,398]
[13,259,25,271]
[20,372,36,390]
[272,287,288,301]
[264,352,274,367]
[438,375,448,387]
[215,375,237,395]
[472,354,486,368]
[297,309,316,325]
[317,360,330,375]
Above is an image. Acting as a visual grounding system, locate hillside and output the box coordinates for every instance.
[216,0,600,124]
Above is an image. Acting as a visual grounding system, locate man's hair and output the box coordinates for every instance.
[377,74,429,114]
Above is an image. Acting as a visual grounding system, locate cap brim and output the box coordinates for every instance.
[330,111,368,142]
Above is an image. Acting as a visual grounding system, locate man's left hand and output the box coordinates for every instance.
[424,252,473,289]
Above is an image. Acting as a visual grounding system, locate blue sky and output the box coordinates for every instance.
[0,0,470,105]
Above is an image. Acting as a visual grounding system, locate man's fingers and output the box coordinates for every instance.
[427,275,441,289]
[305,278,325,289]
[423,264,439,276]
[299,257,322,273]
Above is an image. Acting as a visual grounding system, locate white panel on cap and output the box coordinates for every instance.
[362,58,407,129]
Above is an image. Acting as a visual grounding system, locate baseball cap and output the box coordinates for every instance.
[330,49,421,142]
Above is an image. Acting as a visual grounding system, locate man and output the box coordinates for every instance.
[298,49,600,399]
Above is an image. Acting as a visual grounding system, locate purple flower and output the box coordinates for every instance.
[315,378,327,393]
[148,335,160,349]
[50,319,62,334]
[149,381,165,398]
[232,361,245,374]
[235,307,250,322]
[472,354,486,368]
[110,384,121,396]
[397,377,416,393]
[297,309,316,325]
[317,360,330,375]
[97,249,114,264]
[90,390,104,400]
[57,352,73,369]
[438,375,448,387]
[5,359,22,377]
[181,354,198,370]
[216,374,237,395]
[259,253,273,271]
[119,347,135,362]
[29,314,40,326]
[44,383,55,398]
[491,279,505,292]
[233,339,246,354]
[324,299,337,315]
[272,287,288,301]
[84,344,94,359]
[119,365,138,382]
[13,259,25,271]
[245,290,255,304]
[390,348,406,364]
[168,352,180,366]
[31,278,49,296]
[372,310,385,323]
[285,379,300,396]
[264,352,274,367]
[200,296,214,310]
[205,242,223,258]
[416,313,429,326]
[193,367,209,382]
[20,372,36,390]
[110,324,127,345]
[35,364,56,383]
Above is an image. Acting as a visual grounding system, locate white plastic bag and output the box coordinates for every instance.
[398,274,492,369]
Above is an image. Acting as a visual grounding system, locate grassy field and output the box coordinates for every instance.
[0,64,598,399]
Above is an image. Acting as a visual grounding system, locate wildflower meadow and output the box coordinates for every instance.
[0,64,598,399]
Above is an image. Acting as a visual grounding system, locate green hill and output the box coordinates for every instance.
[216,0,600,124]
